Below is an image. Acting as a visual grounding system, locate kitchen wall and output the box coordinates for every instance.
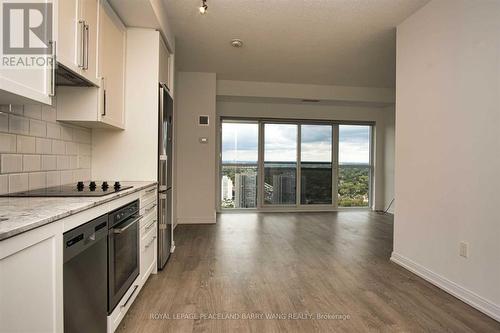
[175,72,217,224]
[92,29,160,182]
[217,100,395,211]
[394,0,500,320]
[0,104,92,194]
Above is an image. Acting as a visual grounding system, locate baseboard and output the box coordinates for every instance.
[176,217,216,224]
[390,252,500,322]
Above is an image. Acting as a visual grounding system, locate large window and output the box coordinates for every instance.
[219,120,373,210]
[338,125,371,207]
[300,125,332,205]
[220,121,258,208]
[264,124,297,205]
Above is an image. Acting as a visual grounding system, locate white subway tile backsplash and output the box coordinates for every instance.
[10,105,24,115]
[46,171,61,187]
[0,133,17,153]
[29,119,47,137]
[9,173,28,193]
[73,169,91,182]
[1,154,23,173]
[61,126,73,141]
[36,138,52,154]
[28,172,46,190]
[0,174,7,194]
[41,105,57,123]
[66,142,78,155]
[74,129,91,143]
[69,156,78,169]
[52,140,66,155]
[60,170,73,185]
[41,155,57,171]
[78,155,91,169]
[46,122,61,139]
[23,105,42,120]
[17,136,36,153]
[23,155,41,172]
[1,105,91,193]
[9,115,29,135]
[0,112,8,132]
[79,143,91,155]
[57,155,70,170]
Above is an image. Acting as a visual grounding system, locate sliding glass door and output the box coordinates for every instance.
[338,125,372,207]
[263,123,298,205]
[220,119,373,210]
[300,125,333,205]
[220,121,259,208]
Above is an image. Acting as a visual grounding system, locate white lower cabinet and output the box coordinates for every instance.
[0,221,64,333]
[107,276,140,333]
[0,187,158,333]
[139,186,158,287]
[107,186,157,332]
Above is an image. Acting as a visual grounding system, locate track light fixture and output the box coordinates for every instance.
[199,0,208,14]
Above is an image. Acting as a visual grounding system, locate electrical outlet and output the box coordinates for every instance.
[459,242,468,258]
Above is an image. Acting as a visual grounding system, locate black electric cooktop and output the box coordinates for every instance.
[0,181,132,197]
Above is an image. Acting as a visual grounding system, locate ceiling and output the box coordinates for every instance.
[164,0,429,88]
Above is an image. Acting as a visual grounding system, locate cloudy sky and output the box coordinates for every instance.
[222,123,370,164]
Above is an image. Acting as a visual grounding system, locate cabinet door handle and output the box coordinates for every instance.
[103,89,107,116]
[49,40,56,97]
[84,23,89,70]
[145,236,157,249]
[145,220,157,231]
[101,77,106,116]
[145,204,157,214]
[121,285,139,308]
[78,20,85,68]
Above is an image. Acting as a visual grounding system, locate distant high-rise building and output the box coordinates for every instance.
[221,175,234,201]
[234,173,257,208]
[272,174,295,204]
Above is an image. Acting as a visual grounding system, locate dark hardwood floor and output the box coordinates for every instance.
[117,211,500,333]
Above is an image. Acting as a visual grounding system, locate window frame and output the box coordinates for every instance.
[218,116,374,212]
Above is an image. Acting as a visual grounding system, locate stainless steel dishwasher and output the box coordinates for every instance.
[63,214,108,333]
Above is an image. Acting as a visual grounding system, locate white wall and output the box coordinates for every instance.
[383,106,395,213]
[92,29,160,181]
[175,72,217,224]
[393,0,500,320]
[217,100,395,211]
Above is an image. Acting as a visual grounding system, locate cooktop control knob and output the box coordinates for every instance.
[114,181,121,190]
[89,181,97,191]
[101,181,109,191]
[77,181,84,191]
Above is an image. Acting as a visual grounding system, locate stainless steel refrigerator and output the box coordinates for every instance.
[158,83,173,270]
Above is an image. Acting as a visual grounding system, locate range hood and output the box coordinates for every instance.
[55,63,96,87]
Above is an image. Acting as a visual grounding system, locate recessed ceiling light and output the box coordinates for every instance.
[231,39,243,48]
[199,0,208,14]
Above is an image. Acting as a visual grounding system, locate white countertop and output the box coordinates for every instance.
[0,181,157,241]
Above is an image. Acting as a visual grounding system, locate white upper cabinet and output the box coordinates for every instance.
[0,0,55,105]
[97,0,126,128]
[56,0,125,129]
[55,0,79,75]
[56,0,99,86]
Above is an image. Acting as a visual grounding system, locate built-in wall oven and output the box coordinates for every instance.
[107,200,140,313]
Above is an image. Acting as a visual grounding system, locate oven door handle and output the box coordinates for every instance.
[113,215,142,234]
